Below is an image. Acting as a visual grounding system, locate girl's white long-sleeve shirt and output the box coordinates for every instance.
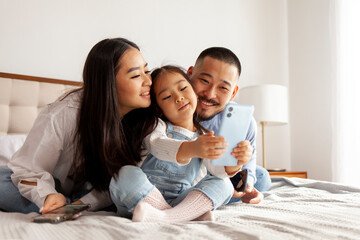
[8,92,112,210]
[141,119,228,179]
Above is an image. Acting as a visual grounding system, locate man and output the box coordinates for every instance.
[187,47,271,204]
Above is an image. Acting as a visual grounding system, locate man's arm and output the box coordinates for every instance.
[233,117,257,185]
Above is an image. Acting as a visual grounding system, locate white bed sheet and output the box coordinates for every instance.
[1,177,360,240]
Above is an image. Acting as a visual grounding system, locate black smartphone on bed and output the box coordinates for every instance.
[33,204,90,224]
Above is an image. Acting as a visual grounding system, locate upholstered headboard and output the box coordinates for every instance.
[0,72,82,135]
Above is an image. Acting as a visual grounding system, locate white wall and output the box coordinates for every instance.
[1,0,334,181]
[0,0,289,84]
[287,0,333,181]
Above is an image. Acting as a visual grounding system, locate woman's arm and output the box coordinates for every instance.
[8,104,68,209]
[78,189,113,211]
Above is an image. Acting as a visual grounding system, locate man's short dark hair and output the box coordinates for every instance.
[195,47,241,77]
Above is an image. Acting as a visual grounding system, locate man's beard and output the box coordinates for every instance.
[196,96,221,121]
[196,112,217,121]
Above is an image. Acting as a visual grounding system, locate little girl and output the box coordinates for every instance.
[109,65,235,223]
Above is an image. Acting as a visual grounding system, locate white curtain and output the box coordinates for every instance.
[332,0,360,186]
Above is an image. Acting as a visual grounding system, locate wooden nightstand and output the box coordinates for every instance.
[269,171,307,179]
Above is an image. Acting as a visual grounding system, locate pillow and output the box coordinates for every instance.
[0,135,26,166]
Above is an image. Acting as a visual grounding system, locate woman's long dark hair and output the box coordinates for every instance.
[72,38,156,191]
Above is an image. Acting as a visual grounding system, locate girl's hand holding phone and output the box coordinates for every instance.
[176,131,227,164]
[192,131,228,159]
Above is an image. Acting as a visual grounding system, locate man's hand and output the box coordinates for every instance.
[231,140,252,165]
[232,189,246,198]
[232,183,263,204]
[41,193,67,213]
[224,140,253,176]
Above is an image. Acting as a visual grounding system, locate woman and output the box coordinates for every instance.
[0,38,153,213]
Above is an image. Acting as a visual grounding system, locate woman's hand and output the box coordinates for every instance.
[71,200,84,205]
[41,193,67,213]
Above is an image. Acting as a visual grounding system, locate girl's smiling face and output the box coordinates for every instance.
[153,71,198,131]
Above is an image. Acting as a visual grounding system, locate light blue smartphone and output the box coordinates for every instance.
[211,103,254,166]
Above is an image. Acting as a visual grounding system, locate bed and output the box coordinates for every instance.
[1,72,360,240]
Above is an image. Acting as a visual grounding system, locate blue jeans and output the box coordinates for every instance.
[0,166,39,213]
[254,166,272,192]
[0,166,87,213]
[109,165,234,218]
[228,165,271,204]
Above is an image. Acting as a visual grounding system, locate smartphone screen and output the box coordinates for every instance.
[33,204,90,223]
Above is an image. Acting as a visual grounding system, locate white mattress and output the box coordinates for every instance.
[1,177,360,240]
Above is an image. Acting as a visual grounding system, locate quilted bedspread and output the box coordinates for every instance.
[1,177,360,240]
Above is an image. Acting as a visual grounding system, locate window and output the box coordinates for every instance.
[332,0,360,186]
